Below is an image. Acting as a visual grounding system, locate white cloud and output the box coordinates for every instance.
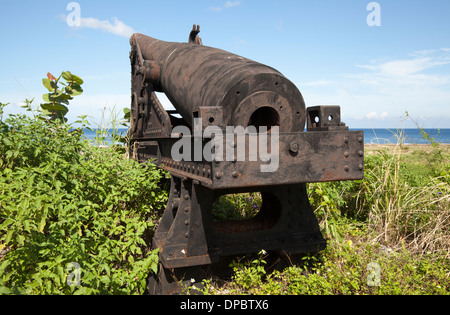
[298,48,450,127]
[61,13,136,38]
[365,112,389,120]
[224,1,241,8]
[356,48,450,77]
[209,1,241,12]
[79,17,135,38]
[365,112,378,120]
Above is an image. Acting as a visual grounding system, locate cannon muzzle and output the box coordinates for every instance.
[130,32,305,132]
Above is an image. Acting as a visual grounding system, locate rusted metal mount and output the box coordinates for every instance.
[153,177,326,269]
[133,127,364,189]
[128,27,365,295]
[141,115,363,294]
[147,176,326,294]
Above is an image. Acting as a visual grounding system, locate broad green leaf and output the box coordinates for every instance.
[123,108,131,120]
[42,91,63,103]
[42,78,55,92]
[62,71,73,82]
[65,84,83,96]
[5,229,13,245]
[62,72,83,85]
[42,94,51,103]
[0,286,11,295]
[40,103,68,114]
[2,138,12,146]
[71,74,84,85]
[38,217,46,233]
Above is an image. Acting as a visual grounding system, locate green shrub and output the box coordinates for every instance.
[212,193,262,222]
[0,102,167,295]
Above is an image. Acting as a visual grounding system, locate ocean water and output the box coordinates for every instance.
[82,128,450,145]
[357,128,450,145]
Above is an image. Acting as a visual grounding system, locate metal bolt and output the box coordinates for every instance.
[344,151,349,158]
[215,172,222,179]
[344,165,350,172]
[359,164,364,171]
[289,142,299,153]
[232,171,239,178]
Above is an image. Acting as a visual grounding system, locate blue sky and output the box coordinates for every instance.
[1,0,450,128]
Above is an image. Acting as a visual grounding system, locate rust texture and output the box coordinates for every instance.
[129,25,364,294]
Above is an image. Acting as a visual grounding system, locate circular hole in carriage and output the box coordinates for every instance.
[212,192,281,234]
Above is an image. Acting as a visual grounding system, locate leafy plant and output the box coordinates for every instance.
[0,102,167,295]
[212,193,262,222]
[41,71,83,122]
[228,250,268,293]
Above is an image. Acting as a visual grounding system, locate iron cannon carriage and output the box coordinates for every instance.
[128,25,364,294]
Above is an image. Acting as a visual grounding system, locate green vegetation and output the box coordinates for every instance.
[1,74,448,294]
[0,77,167,294]
[40,71,84,122]
[201,143,450,295]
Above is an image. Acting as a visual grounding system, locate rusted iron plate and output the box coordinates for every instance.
[132,130,364,189]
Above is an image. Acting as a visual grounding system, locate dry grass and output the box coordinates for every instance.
[360,143,450,259]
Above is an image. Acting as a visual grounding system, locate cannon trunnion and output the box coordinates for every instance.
[129,26,364,295]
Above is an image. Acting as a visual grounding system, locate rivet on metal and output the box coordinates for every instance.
[289,142,299,153]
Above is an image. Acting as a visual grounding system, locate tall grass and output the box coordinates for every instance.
[359,142,449,258]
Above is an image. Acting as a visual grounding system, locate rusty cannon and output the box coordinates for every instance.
[128,25,364,294]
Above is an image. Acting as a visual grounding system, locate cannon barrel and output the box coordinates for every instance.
[130,33,306,132]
